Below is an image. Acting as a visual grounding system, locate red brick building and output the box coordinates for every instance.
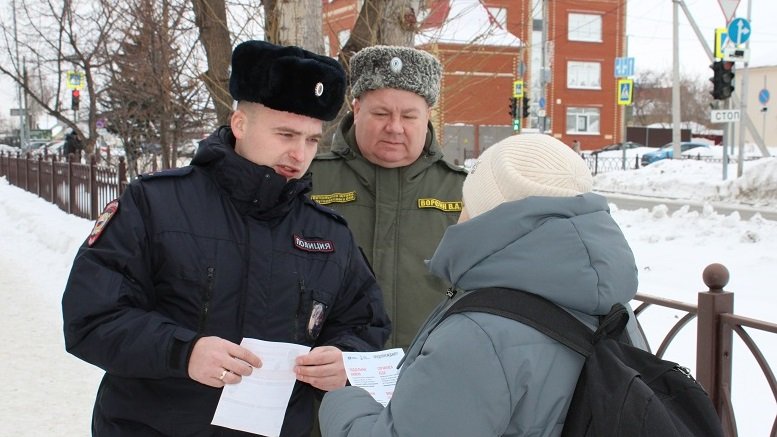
[323,0,627,159]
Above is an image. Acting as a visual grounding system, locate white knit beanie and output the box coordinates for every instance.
[462,134,593,219]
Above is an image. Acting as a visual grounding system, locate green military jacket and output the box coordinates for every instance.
[308,113,466,350]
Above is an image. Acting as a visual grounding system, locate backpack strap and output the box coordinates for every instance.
[439,288,627,358]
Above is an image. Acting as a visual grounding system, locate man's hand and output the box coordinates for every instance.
[188,336,262,388]
[294,346,347,391]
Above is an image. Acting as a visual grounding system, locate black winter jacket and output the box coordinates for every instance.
[62,127,391,436]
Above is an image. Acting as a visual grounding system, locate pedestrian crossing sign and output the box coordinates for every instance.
[617,79,633,106]
[67,71,84,90]
[513,80,524,98]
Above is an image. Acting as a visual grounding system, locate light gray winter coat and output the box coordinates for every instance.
[319,193,646,437]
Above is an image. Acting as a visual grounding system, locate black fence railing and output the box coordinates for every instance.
[0,151,127,220]
[584,153,764,176]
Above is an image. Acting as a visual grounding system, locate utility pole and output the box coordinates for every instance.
[12,0,27,148]
[539,0,548,134]
[736,0,753,177]
[671,0,681,159]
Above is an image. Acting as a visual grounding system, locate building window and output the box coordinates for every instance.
[568,13,602,42]
[567,61,601,89]
[567,107,600,134]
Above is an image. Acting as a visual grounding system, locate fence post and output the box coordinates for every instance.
[36,155,43,197]
[696,263,735,432]
[90,154,99,219]
[118,157,127,196]
[24,152,30,190]
[68,154,75,214]
[50,156,56,205]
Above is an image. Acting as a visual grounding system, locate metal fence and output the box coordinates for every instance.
[584,153,763,176]
[0,151,127,220]
[633,263,776,437]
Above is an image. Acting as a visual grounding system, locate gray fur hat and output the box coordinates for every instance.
[349,45,442,106]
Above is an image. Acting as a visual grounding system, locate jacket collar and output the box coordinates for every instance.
[192,126,311,220]
[330,113,445,179]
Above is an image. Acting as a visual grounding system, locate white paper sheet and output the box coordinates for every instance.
[341,348,405,406]
[211,338,310,437]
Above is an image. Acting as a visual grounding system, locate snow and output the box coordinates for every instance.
[2,155,776,435]
[415,0,521,47]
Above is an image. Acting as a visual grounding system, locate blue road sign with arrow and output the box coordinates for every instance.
[727,18,751,45]
[759,89,769,105]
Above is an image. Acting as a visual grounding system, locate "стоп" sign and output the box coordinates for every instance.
[710,109,741,123]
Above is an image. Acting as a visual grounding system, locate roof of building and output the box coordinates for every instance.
[415,0,521,47]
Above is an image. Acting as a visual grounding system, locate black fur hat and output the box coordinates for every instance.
[229,40,346,121]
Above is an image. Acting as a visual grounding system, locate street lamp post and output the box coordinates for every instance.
[12,0,27,148]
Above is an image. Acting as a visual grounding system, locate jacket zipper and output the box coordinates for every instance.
[295,278,306,343]
[198,266,215,332]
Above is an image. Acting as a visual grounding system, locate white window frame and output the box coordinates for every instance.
[567,61,601,90]
[566,107,600,134]
[568,13,602,43]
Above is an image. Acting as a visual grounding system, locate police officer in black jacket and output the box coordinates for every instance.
[62,40,391,437]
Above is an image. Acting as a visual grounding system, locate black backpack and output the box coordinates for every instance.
[440,287,724,437]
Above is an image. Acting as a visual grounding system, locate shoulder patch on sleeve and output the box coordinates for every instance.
[88,199,119,247]
[304,197,348,226]
[138,166,193,181]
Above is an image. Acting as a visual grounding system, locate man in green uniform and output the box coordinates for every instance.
[309,46,466,350]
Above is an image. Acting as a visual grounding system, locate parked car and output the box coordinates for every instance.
[45,140,67,156]
[591,141,645,155]
[21,140,50,154]
[640,142,710,166]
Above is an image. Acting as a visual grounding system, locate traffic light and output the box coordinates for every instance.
[71,89,80,110]
[508,97,518,119]
[710,61,735,100]
[720,61,735,99]
[522,95,530,118]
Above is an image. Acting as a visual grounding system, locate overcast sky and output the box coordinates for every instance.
[627,0,777,78]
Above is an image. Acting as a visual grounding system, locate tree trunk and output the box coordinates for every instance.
[265,0,324,54]
[191,0,231,126]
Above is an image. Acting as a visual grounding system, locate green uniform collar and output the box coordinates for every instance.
[331,113,445,179]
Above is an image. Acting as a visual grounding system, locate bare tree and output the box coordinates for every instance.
[0,0,121,153]
[191,0,231,125]
[102,0,210,174]
[632,70,714,130]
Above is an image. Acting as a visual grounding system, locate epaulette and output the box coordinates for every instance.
[138,166,194,181]
[304,197,348,226]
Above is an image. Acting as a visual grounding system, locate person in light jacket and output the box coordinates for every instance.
[319,133,647,436]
